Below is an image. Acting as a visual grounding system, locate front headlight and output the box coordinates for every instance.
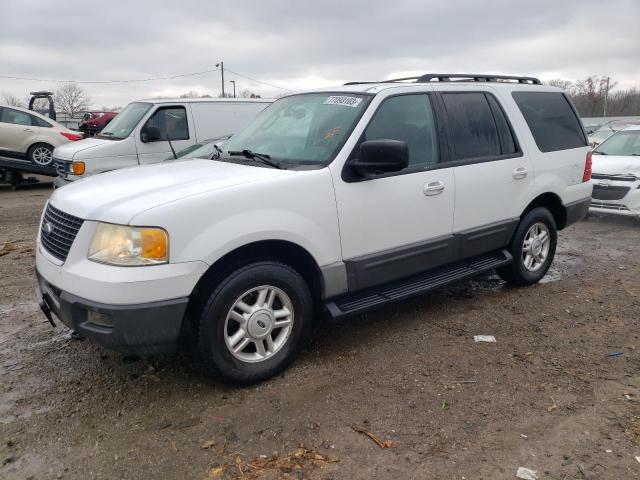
[88,223,168,266]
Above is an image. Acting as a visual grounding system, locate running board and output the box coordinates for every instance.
[325,249,512,319]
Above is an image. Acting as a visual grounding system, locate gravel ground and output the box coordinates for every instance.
[0,181,639,480]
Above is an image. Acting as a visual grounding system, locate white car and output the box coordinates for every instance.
[35,74,592,384]
[0,105,83,166]
[590,125,640,218]
[52,97,272,186]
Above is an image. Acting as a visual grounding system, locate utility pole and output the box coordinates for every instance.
[603,76,610,117]
[216,62,225,97]
[230,80,236,98]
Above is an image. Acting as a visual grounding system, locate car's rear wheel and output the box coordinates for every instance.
[196,261,313,385]
[28,143,53,166]
[497,207,557,286]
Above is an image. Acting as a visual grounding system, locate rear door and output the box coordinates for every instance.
[0,107,40,155]
[436,89,532,258]
[135,104,195,165]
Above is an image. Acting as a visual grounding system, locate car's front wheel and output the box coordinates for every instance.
[27,143,53,166]
[196,261,313,385]
[497,207,557,286]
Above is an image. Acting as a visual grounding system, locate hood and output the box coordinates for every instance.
[53,136,133,160]
[50,159,293,224]
[591,154,640,176]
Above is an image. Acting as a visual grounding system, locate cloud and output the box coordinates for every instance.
[0,0,638,106]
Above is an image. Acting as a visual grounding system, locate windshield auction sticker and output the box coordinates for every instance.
[324,96,363,107]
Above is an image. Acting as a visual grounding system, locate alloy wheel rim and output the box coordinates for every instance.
[32,147,52,165]
[522,222,550,272]
[224,285,294,363]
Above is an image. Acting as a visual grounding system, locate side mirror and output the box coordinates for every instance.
[351,139,409,176]
[141,125,162,143]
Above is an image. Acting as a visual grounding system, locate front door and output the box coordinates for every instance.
[135,105,194,165]
[333,93,456,291]
[0,107,40,156]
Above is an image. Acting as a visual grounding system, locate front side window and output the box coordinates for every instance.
[100,102,152,139]
[441,92,502,160]
[222,93,370,165]
[512,92,587,152]
[0,108,32,126]
[144,106,189,141]
[594,131,640,156]
[363,94,439,167]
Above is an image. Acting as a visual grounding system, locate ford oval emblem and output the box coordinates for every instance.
[42,222,54,236]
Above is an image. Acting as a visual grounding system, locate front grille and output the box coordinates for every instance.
[40,203,84,262]
[590,201,630,211]
[592,184,631,201]
[592,173,638,182]
[53,157,71,177]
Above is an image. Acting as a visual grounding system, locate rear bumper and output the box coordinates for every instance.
[564,197,591,227]
[36,270,188,355]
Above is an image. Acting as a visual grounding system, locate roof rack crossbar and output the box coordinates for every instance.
[344,73,542,86]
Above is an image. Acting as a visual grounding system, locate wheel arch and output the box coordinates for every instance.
[521,192,568,230]
[186,239,324,315]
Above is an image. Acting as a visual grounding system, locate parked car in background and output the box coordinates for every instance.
[164,135,232,161]
[588,127,617,148]
[0,105,83,166]
[52,97,272,187]
[78,111,118,136]
[589,125,640,218]
[35,74,592,384]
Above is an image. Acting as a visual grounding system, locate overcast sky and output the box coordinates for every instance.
[1,0,638,108]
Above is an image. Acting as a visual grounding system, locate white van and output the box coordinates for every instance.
[52,97,272,186]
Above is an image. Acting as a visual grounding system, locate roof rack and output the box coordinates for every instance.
[344,73,542,86]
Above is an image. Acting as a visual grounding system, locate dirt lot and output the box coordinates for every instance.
[1,180,639,480]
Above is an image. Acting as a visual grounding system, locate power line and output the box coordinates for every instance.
[225,68,292,91]
[0,68,221,84]
[0,67,293,91]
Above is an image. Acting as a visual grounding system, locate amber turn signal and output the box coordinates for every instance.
[72,161,85,176]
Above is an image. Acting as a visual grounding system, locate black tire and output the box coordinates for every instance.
[196,261,313,385]
[27,143,54,166]
[497,207,557,286]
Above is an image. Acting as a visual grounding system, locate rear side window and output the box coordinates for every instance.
[441,93,504,160]
[31,115,52,128]
[512,92,587,152]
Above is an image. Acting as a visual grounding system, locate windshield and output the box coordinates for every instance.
[591,130,615,142]
[169,141,216,160]
[99,102,151,139]
[594,131,640,156]
[222,93,370,166]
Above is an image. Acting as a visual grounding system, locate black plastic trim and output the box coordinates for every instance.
[35,270,188,355]
[343,218,519,292]
[327,249,513,318]
[564,197,590,227]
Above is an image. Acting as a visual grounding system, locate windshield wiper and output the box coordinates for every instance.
[227,149,284,169]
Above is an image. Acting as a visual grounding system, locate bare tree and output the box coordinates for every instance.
[2,92,24,107]
[55,82,92,117]
[545,79,573,91]
[238,88,261,98]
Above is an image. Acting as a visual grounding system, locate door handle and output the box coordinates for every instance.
[23,128,34,132]
[423,180,445,196]
[513,166,528,180]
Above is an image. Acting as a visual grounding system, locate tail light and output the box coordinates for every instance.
[582,151,592,182]
[60,132,83,141]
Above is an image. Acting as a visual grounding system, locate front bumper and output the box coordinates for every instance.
[589,180,640,217]
[36,270,189,355]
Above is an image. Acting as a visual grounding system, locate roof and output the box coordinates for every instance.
[622,124,640,131]
[136,97,274,104]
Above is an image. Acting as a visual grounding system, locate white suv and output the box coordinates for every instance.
[35,74,592,384]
